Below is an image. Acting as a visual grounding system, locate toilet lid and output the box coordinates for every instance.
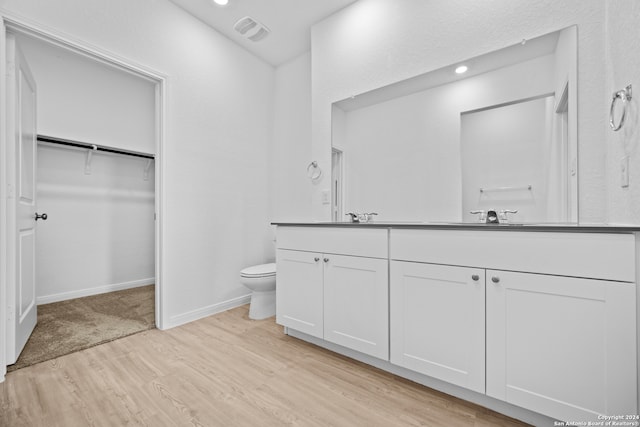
[241,263,276,278]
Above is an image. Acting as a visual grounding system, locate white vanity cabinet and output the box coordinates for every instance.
[276,249,324,338]
[390,229,638,422]
[276,227,389,360]
[323,254,388,359]
[275,224,639,424]
[390,261,486,393]
[486,269,636,422]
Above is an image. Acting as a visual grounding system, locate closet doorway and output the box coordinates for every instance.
[2,18,165,371]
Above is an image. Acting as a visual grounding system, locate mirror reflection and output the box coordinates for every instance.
[331,26,577,224]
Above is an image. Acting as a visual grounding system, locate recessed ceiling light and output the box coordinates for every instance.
[455,65,468,74]
[213,0,229,6]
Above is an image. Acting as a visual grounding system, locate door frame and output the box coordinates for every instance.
[330,147,343,222]
[0,13,168,381]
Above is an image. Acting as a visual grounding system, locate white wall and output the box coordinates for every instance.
[36,144,155,303]
[311,0,608,224]
[270,52,313,223]
[461,96,554,223]
[0,0,275,328]
[605,0,640,225]
[337,55,555,222]
[16,33,156,154]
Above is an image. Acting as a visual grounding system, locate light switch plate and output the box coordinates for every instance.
[621,156,629,188]
[321,189,331,204]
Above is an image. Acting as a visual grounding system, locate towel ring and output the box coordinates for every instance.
[610,84,632,131]
[306,161,322,181]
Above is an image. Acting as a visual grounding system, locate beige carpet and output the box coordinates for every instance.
[8,285,155,372]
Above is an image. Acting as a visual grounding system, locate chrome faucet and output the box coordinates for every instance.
[469,210,487,223]
[470,209,518,224]
[346,212,378,223]
[486,210,499,224]
[499,209,518,223]
[346,212,359,222]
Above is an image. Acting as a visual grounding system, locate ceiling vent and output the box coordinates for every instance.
[233,16,270,42]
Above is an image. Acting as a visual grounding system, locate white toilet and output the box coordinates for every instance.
[240,262,276,320]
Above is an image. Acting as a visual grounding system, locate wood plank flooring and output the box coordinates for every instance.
[0,305,529,427]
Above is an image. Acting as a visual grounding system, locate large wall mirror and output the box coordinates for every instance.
[331,26,577,224]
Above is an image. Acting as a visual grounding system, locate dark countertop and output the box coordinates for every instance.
[271,221,640,233]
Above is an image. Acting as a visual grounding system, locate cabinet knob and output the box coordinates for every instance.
[471,274,480,281]
[491,276,500,284]
[314,257,320,262]
[323,258,329,263]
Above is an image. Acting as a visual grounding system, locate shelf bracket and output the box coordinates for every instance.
[84,145,97,175]
[143,159,153,181]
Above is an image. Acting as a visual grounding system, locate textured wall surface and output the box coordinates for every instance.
[270,52,313,224]
[37,144,155,303]
[605,0,640,225]
[17,33,156,154]
[1,0,275,327]
[311,0,608,223]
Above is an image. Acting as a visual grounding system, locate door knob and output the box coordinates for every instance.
[471,274,480,281]
[314,257,320,262]
[491,276,500,283]
[34,212,48,221]
[323,258,329,263]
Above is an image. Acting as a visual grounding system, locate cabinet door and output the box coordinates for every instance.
[276,249,323,338]
[390,261,485,393]
[486,270,637,421]
[324,254,389,360]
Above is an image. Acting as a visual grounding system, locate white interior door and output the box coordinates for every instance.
[6,34,39,365]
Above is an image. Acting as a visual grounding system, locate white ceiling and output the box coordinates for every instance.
[168,0,359,67]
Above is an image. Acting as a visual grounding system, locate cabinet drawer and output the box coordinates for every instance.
[390,229,636,282]
[276,226,388,259]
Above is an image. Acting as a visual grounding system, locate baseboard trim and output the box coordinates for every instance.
[36,278,155,305]
[165,294,251,330]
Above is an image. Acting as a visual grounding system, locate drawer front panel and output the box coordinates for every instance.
[390,229,635,282]
[277,226,388,259]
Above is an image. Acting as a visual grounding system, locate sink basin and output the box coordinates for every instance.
[428,221,526,226]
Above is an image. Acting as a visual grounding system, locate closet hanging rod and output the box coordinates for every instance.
[37,135,155,160]
[479,184,532,193]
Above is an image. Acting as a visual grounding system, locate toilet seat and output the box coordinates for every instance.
[240,263,277,320]
[240,263,276,278]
